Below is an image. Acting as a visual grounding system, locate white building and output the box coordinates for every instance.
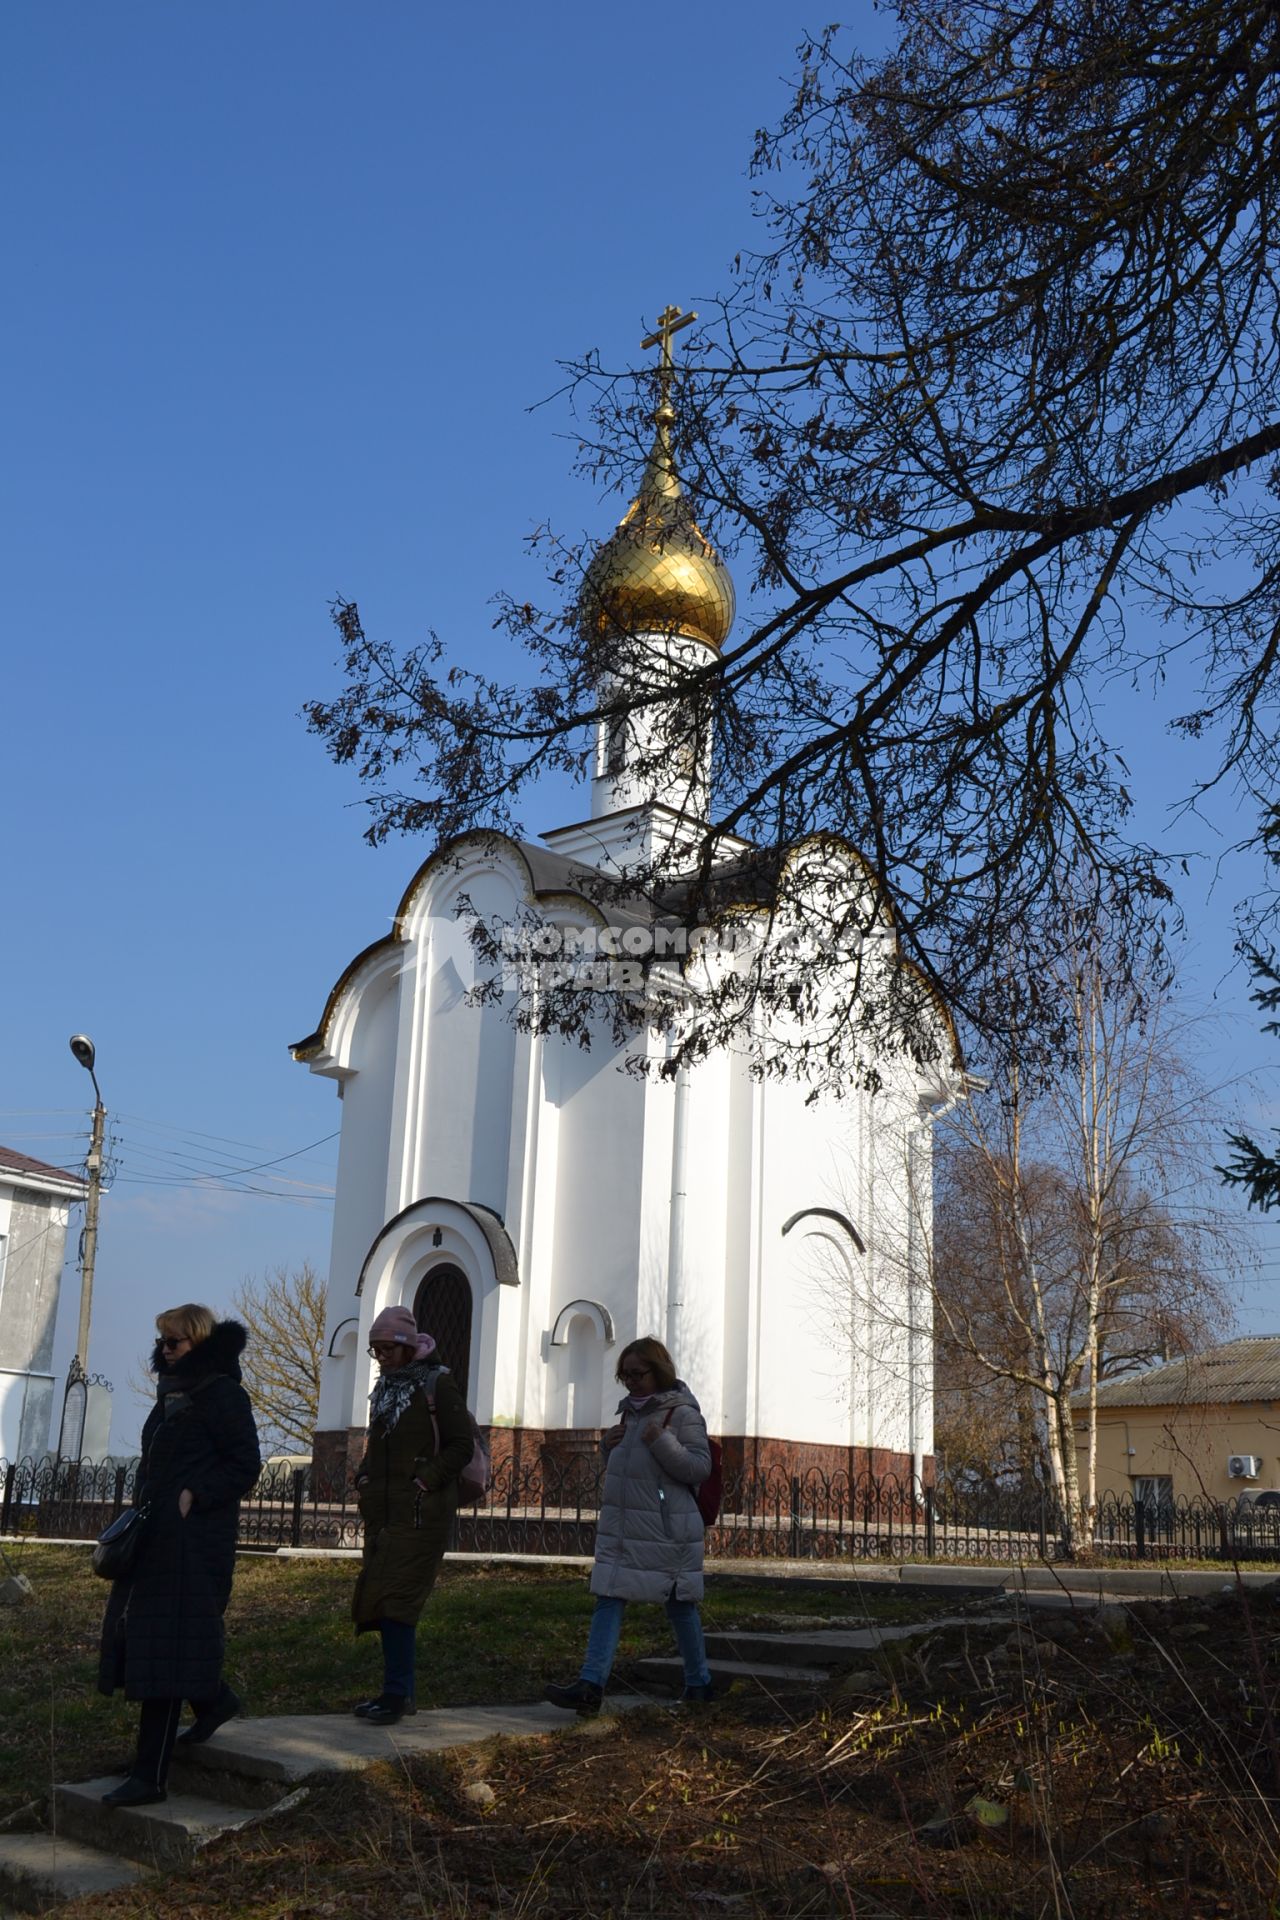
[0,1145,87,1461]
[294,342,959,1491]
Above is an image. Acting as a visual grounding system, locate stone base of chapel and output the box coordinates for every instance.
[312,1424,930,1495]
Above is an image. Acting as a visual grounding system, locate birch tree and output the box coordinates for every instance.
[932,945,1239,1542]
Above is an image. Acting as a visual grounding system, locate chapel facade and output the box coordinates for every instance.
[294,310,959,1492]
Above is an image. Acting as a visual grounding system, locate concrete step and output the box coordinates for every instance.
[0,1833,145,1913]
[53,1778,307,1868]
[703,1615,990,1670]
[635,1654,831,1693]
[182,1702,649,1787]
[704,1630,868,1669]
[166,1749,289,1809]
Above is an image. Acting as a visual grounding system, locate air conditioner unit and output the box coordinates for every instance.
[1228,1454,1263,1479]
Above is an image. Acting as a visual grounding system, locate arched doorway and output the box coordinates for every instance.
[413,1264,473,1396]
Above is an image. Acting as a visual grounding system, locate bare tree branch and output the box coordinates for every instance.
[232,1262,327,1454]
[305,0,1280,1080]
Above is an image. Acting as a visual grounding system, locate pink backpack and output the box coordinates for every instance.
[424,1369,493,1503]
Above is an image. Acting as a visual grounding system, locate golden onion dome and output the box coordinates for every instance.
[581,401,735,654]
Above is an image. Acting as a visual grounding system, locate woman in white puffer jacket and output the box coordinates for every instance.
[544,1336,714,1713]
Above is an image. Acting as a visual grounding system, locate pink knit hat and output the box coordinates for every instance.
[368,1304,437,1362]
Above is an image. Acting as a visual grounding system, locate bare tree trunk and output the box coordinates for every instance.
[1056,1384,1086,1553]
[1015,1379,1040,1487]
[1013,1195,1074,1541]
[1074,947,1105,1530]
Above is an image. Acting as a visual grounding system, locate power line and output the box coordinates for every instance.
[119,1110,333,1167]
[105,1141,334,1202]
[109,1133,336,1191]
[107,1174,331,1205]
[0,1121,92,1136]
[111,1110,337,1157]
[3,1106,340,1207]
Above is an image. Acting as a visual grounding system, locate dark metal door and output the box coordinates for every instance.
[413,1264,473,1397]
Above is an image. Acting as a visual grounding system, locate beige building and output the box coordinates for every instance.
[1076,1337,1280,1506]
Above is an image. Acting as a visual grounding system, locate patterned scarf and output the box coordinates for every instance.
[368,1358,443,1434]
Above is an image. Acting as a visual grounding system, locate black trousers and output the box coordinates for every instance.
[133,1698,182,1789]
[133,1683,230,1787]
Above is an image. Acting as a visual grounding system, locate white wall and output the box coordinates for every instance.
[410,868,519,1218]
[313,962,400,1427]
[548,1024,646,1349]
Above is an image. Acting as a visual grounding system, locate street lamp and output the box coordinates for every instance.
[68,1034,105,1375]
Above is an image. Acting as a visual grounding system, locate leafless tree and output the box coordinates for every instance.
[930,933,1241,1538]
[231,1261,327,1455]
[305,0,1280,1084]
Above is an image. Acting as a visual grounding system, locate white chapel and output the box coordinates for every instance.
[294,311,959,1492]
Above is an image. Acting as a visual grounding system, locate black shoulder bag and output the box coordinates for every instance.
[91,1501,153,1580]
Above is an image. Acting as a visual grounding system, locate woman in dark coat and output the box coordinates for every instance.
[351,1304,474,1723]
[97,1305,260,1806]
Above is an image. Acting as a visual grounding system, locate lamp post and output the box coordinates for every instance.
[68,1034,105,1375]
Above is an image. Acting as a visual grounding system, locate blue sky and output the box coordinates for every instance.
[2,3,1276,1452]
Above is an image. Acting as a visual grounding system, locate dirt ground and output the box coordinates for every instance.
[71,1583,1280,1919]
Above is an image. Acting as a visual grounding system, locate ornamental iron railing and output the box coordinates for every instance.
[5,1453,1280,1563]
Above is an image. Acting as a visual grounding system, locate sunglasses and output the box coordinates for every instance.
[159,1336,190,1350]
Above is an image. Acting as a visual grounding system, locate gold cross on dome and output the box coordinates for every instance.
[641,303,697,407]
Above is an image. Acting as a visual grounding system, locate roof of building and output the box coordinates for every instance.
[1086,1337,1280,1410]
[290,824,964,1072]
[0,1142,87,1193]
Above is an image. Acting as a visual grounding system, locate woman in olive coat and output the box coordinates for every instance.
[98,1306,261,1806]
[351,1304,474,1723]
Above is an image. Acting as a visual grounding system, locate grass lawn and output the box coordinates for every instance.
[0,1544,939,1820]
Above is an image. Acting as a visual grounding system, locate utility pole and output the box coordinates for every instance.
[69,1034,104,1372]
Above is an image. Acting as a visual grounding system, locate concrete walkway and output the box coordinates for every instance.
[274,1545,1280,1600]
[10,1538,1278,1599]
[710,1559,1273,1599]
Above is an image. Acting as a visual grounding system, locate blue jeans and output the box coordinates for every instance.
[579,1592,711,1689]
[378,1618,416,1700]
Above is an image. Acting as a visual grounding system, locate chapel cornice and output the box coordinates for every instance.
[289,825,962,1079]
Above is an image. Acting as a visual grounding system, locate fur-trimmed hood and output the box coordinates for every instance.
[151,1318,248,1385]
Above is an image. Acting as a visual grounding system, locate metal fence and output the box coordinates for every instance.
[6,1453,1280,1563]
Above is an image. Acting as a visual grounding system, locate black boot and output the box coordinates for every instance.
[177,1684,242,1747]
[543,1678,603,1715]
[102,1774,167,1808]
[358,1693,417,1725]
[113,1698,180,1804]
